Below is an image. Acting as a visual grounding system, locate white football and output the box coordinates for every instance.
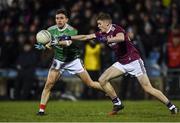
[36,30,51,44]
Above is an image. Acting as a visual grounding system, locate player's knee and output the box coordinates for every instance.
[86,82,92,88]
[98,77,107,86]
[149,87,162,95]
[82,79,93,88]
[144,87,151,94]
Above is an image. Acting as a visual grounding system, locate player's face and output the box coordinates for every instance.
[97,20,109,33]
[56,13,68,28]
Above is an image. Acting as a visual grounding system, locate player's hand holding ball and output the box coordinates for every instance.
[35,30,52,50]
[34,43,46,50]
[50,38,59,46]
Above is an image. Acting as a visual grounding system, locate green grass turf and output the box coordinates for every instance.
[0,100,179,122]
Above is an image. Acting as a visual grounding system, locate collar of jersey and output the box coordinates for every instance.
[106,24,112,33]
[57,23,68,31]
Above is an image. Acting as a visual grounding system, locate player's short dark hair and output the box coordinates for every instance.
[56,8,69,18]
[96,12,112,22]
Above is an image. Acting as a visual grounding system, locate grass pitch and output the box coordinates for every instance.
[0,100,179,122]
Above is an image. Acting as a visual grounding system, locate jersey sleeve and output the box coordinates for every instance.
[95,31,101,37]
[68,29,78,36]
[115,25,130,41]
[114,25,125,34]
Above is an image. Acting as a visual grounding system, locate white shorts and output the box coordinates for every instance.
[112,59,146,77]
[50,58,85,74]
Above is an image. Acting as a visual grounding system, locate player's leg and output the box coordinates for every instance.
[77,69,104,91]
[137,74,169,103]
[38,69,60,115]
[98,65,125,115]
[65,58,104,91]
[137,73,179,114]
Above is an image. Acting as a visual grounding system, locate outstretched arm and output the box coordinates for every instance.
[58,40,72,46]
[71,34,96,41]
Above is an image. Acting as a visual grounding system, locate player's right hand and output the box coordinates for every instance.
[51,39,58,46]
[34,43,46,50]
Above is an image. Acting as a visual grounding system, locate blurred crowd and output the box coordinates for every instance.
[0,0,180,69]
[0,0,180,100]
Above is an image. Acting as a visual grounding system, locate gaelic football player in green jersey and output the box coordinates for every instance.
[35,9,104,115]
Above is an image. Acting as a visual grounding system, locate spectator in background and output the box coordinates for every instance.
[0,33,18,68]
[167,26,180,68]
[14,42,38,100]
[139,13,157,57]
[82,40,103,99]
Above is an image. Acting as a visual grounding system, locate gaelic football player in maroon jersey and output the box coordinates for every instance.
[58,12,179,115]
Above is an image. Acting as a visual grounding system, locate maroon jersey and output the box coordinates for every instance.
[95,24,140,64]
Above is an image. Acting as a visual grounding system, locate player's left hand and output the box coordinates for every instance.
[34,43,46,50]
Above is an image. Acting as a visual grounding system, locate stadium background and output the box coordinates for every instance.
[0,0,180,101]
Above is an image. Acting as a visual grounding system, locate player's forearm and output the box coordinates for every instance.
[71,34,96,41]
[58,40,72,46]
[71,35,87,41]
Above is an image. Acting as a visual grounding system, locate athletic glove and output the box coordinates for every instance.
[34,43,46,50]
[96,35,107,43]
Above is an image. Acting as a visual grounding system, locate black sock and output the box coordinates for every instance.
[166,101,176,110]
[112,97,121,105]
[166,101,173,108]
